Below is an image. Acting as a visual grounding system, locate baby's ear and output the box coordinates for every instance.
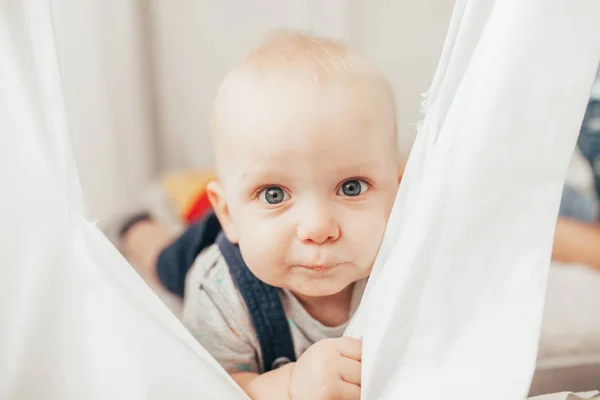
[206,180,238,244]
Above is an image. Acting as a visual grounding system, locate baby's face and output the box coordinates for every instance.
[213,81,399,299]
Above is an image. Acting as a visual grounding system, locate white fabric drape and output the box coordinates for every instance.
[1,1,598,400]
[0,2,245,399]
[345,1,600,399]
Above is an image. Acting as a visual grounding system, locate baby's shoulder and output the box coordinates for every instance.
[183,244,253,329]
[186,244,239,301]
[186,244,230,287]
[182,244,262,374]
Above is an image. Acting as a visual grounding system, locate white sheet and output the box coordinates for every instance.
[1,0,599,399]
[539,264,600,360]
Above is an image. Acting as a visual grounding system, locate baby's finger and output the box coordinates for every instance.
[333,380,361,400]
[338,357,361,386]
[334,336,362,361]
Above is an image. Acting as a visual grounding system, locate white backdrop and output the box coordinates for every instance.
[49,0,453,222]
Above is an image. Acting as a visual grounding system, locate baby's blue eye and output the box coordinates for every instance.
[338,180,368,197]
[259,187,289,205]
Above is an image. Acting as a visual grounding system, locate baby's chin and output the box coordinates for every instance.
[285,273,362,299]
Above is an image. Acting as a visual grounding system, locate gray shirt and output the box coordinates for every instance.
[181,244,367,374]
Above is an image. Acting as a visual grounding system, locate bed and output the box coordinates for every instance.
[530,263,600,395]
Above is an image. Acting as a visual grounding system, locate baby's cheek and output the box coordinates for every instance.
[238,225,290,284]
[347,210,387,260]
[239,243,276,283]
[238,233,270,266]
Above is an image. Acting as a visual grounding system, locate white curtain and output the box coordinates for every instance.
[1,1,599,400]
[346,0,600,398]
[1,3,245,398]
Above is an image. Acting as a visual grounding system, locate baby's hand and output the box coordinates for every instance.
[289,337,362,400]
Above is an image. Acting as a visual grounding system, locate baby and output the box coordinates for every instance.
[182,31,400,400]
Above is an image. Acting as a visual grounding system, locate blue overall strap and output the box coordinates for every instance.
[216,233,296,372]
[578,95,600,200]
[156,211,222,298]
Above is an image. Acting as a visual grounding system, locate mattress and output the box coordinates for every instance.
[530,263,600,395]
[530,354,600,395]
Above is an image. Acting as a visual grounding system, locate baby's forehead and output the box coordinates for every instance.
[216,76,393,137]
[215,79,396,167]
[217,87,395,176]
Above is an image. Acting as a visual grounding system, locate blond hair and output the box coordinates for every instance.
[240,30,387,85]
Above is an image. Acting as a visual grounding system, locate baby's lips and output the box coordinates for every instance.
[295,263,339,271]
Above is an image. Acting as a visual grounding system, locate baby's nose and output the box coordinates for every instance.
[296,213,340,244]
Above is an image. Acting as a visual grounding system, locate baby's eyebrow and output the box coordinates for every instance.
[334,161,387,175]
[238,167,288,191]
[239,166,275,182]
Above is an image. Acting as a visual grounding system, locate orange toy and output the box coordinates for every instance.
[159,170,216,225]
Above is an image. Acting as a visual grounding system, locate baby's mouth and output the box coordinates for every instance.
[295,264,338,272]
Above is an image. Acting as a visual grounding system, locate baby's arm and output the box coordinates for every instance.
[553,217,600,270]
[230,337,362,400]
[231,366,294,400]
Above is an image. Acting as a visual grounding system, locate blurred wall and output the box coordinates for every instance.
[351,0,453,158]
[52,0,156,220]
